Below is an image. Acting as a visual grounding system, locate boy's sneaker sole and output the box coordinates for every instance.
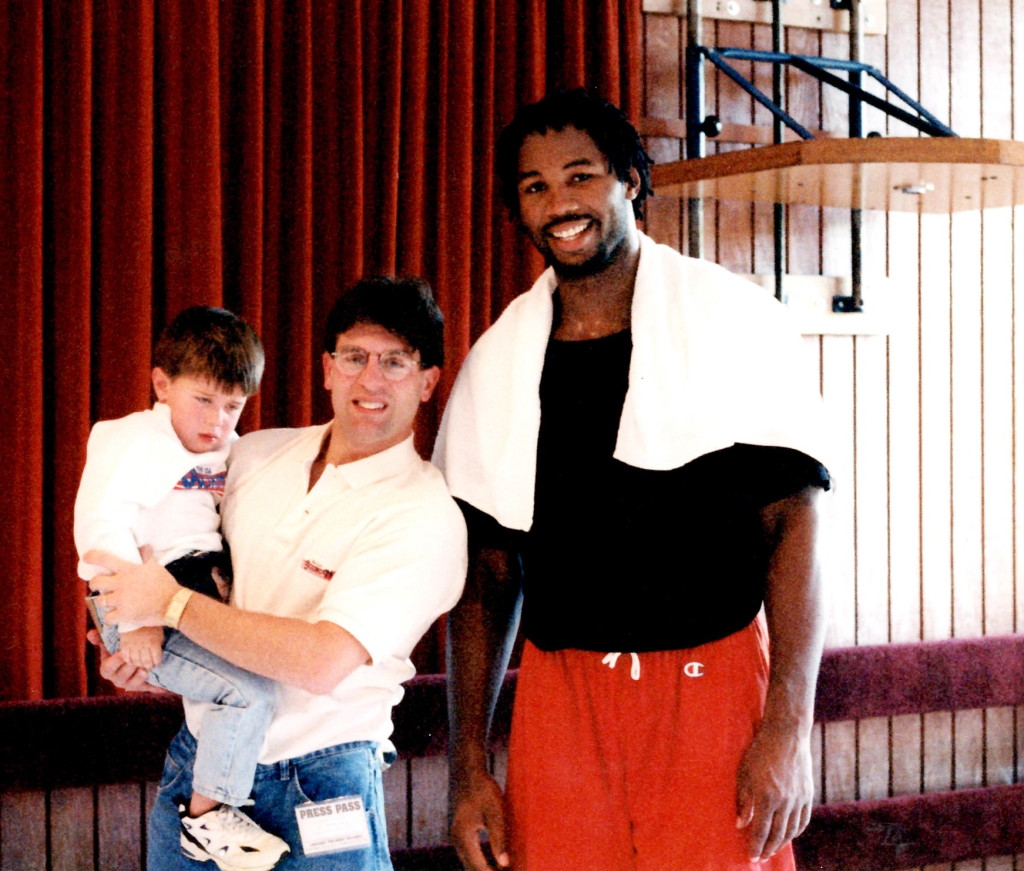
[180,838,281,871]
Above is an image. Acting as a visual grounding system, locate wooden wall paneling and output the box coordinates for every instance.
[810,720,824,805]
[987,706,1019,787]
[144,782,157,836]
[50,786,96,871]
[885,206,923,645]
[384,758,410,851]
[978,5,1019,857]
[916,289,954,647]
[949,0,985,636]
[981,0,1013,140]
[782,25,823,283]
[948,205,987,821]
[852,97,894,800]
[1016,203,1024,639]
[820,325,855,650]
[1015,0,1023,138]
[920,713,954,871]
[853,335,892,803]
[96,782,145,871]
[917,208,956,871]
[952,716,987,871]
[981,204,1016,640]
[890,711,924,800]
[817,13,862,808]
[947,10,987,853]
[854,257,891,640]
[642,11,684,246]
[979,0,1016,641]
[885,0,925,140]
[409,756,448,849]
[711,20,757,275]
[819,28,850,136]
[858,32,889,140]
[820,328,858,803]
[857,714,892,802]
[750,21,779,277]
[0,790,47,871]
[882,0,925,649]
[851,27,891,625]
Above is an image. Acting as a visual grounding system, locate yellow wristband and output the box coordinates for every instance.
[164,588,194,630]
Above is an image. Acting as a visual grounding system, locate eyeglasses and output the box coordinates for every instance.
[330,348,422,382]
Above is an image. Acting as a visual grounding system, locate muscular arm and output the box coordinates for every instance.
[447,542,523,871]
[736,484,827,861]
[85,553,369,695]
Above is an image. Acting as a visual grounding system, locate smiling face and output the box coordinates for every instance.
[321,323,440,465]
[515,125,640,279]
[152,369,247,454]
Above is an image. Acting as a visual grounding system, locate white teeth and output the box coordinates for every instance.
[550,220,590,239]
[356,401,385,410]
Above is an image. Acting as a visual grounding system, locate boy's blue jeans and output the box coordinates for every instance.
[144,630,275,806]
[96,550,274,806]
[147,724,394,870]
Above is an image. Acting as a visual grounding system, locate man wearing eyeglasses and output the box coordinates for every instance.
[434,90,833,871]
[87,276,467,871]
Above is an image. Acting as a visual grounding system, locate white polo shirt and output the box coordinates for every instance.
[183,425,467,763]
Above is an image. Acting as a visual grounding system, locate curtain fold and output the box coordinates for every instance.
[0,0,641,700]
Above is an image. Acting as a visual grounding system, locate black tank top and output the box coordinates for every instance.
[511,329,829,653]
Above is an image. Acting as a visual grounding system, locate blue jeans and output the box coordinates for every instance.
[95,552,274,806]
[144,631,275,806]
[147,724,394,870]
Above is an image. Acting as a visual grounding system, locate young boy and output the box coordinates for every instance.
[75,306,290,871]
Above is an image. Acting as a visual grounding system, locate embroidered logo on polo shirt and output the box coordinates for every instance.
[302,559,335,581]
[175,467,227,494]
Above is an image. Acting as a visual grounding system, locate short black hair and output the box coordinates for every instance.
[153,306,264,396]
[495,88,654,220]
[322,276,445,369]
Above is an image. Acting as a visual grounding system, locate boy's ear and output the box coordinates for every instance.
[151,367,172,401]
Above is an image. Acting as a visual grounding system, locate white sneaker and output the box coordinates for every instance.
[179,803,290,871]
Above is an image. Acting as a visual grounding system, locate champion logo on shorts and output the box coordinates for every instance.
[683,661,705,678]
[175,467,227,494]
[301,559,335,581]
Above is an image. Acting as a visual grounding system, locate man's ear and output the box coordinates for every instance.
[624,167,641,201]
[321,352,335,390]
[419,367,441,403]
[151,367,172,401]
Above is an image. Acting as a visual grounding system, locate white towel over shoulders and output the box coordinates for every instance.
[434,232,832,532]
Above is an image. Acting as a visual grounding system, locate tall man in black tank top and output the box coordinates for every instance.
[434,89,832,871]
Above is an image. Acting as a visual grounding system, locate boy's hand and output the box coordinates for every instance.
[119,626,165,669]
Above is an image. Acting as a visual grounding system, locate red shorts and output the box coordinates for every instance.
[505,619,796,871]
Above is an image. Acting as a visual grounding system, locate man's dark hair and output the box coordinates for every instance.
[322,276,445,369]
[153,306,264,396]
[495,88,654,220]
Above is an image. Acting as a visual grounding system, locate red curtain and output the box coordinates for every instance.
[0,0,641,701]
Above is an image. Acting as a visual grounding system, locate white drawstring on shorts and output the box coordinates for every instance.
[601,651,641,680]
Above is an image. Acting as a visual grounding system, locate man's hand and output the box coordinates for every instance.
[84,550,180,627]
[119,626,165,669]
[450,767,510,871]
[86,628,171,695]
[735,723,814,861]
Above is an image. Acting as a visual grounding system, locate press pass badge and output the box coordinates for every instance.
[295,796,372,856]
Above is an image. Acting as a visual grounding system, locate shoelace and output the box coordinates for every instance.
[601,651,641,680]
[210,805,261,833]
